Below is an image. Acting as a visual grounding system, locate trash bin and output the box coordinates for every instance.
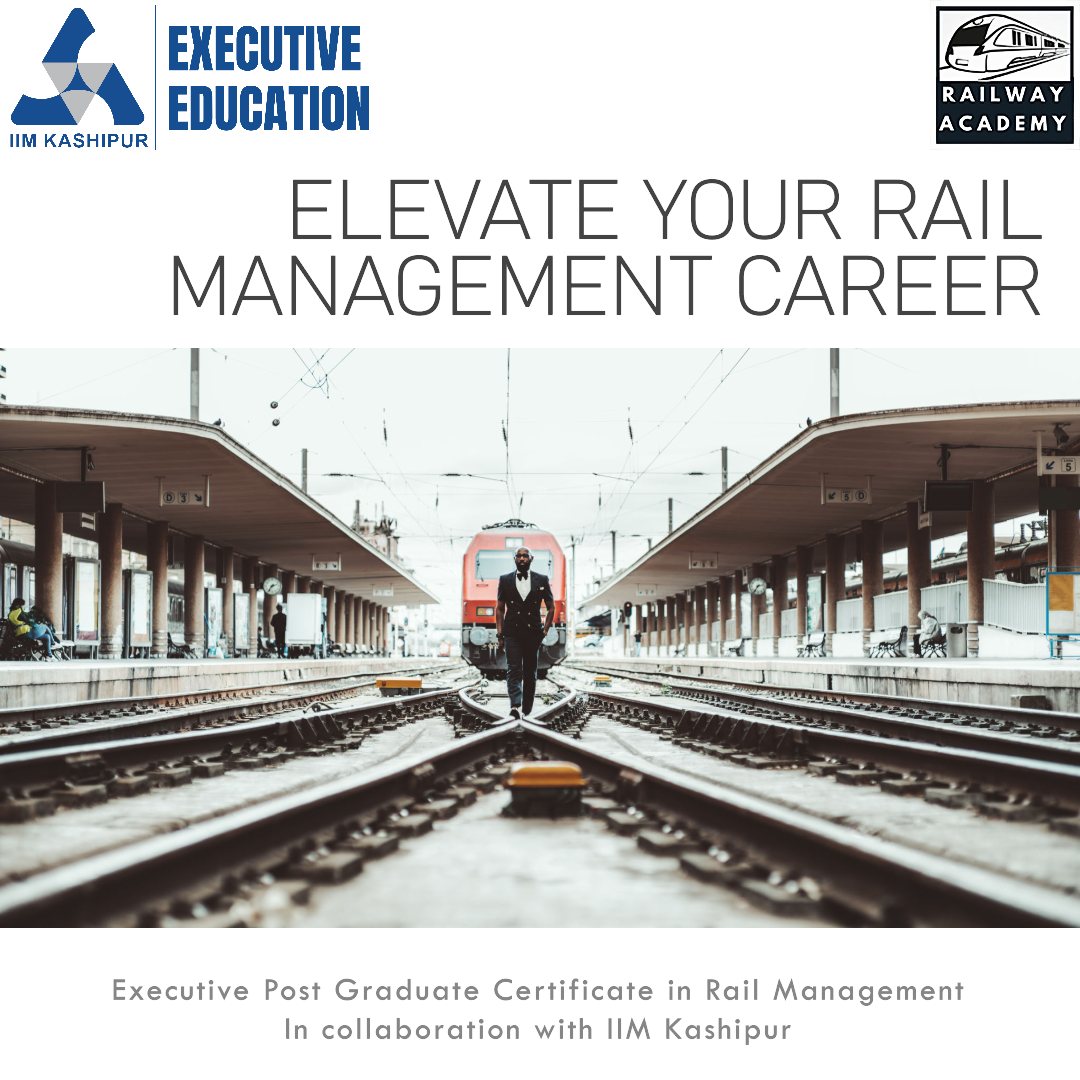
[945,623,967,658]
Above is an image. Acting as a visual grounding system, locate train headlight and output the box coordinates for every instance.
[469,627,488,646]
[476,606,495,617]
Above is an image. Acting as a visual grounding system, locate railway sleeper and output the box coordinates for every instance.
[593,692,1080,829]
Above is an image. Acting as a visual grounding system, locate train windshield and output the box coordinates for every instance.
[475,548,554,579]
[950,23,990,45]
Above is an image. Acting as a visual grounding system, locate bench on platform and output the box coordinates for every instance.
[722,638,749,657]
[919,629,947,658]
[869,626,907,658]
[798,631,826,657]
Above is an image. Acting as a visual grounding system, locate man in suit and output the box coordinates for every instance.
[496,546,555,720]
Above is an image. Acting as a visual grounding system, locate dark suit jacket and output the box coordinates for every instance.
[497,571,554,639]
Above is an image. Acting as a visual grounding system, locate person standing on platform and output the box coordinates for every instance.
[270,603,287,657]
[496,547,554,720]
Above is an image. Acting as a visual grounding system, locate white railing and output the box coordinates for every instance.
[984,579,1046,635]
[758,611,772,638]
[920,580,968,624]
[780,607,799,638]
[724,617,737,640]
[834,596,863,632]
[874,590,908,630]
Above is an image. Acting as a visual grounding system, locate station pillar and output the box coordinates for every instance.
[706,580,719,653]
[33,481,63,631]
[99,503,124,659]
[382,606,389,654]
[344,593,354,645]
[733,575,745,641]
[906,501,931,655]
[148,521,169,657]
[771,554,787,656]
[280,569,296,596]
[1056,476,1080,570]
[693,585,705,655]
[675,592,686,655]
[718,577,732,650]
[183,535,205,657]
[324,586,336,646]
[242,557,258,657]
[221,547,235,655]
[750,562,767,655]
[353,596,362,647]
[966,479,995,659]
[263,566,278,639]
[335,589,346,645]
[795,545,811,650]
[665,597,676,654]
[360,599,369,648]
[860,520,883,656]
[824,534,845,657]
[295,576,309,593]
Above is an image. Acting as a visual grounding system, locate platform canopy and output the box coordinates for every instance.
[0,405,438,605]
[590,399,1080,609]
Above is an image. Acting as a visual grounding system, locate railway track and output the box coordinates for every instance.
[0,663,468,766]
[551,671,1080,830]
[2,686,1079,928]
[0,659,462,739]
[565,659,1080,738]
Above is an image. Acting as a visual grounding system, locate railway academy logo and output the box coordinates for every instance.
[11,7,143,125]
[937,7,1073,143]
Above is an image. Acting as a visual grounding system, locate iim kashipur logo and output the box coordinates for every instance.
[11,7,143,125]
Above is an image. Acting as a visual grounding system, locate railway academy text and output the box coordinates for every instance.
[171,178,1046,318]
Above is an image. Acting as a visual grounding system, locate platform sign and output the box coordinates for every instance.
[313,557,342,572]
[71,558,100,643]
[635,585,657,597]
[1047,572,1080,636]
[205,587,224,655]
[373,587,394,597]
[158,476,211,506]
[1037,454,1079,476]
[689,556,717,569]
[824,487,871,505]
[126,570,152,648]
[233,603,250,652]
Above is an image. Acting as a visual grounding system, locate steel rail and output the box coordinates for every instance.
[0,686,463,791]
[513,717,1080,928]
[0,659,460,737]
[567,659,1080,733]
[2,690,1078,927]
[0,694,561,927]
[0,663,464,757]
[569,684,1080,810]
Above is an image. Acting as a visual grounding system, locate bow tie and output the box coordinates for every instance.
[516,571,529,580]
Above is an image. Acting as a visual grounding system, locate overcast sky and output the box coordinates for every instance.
[5,347,1078,623]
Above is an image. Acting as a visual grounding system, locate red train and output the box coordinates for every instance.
[461,518,568,679]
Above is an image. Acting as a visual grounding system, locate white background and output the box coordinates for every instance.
[1,928,1074,1076]
[1,1,1078,1069]
[1,0,1077,344]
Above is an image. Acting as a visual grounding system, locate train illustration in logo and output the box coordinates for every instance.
[945,13,1069,73]
[460,519,568,680]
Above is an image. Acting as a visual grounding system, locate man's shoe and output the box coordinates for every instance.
[509,707,522,720]
[522,708,532,717]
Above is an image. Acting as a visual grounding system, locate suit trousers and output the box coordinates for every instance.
[504,633,540,713]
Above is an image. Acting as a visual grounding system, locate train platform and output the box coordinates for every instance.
[0,656,455,711]
[569,655,1080,713]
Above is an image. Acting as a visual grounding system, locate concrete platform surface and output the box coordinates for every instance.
[575,656,1080,713]
[0,656,456,710]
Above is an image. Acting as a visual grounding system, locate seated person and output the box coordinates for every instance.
[915,609,942,656]
[8,598,57,658]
